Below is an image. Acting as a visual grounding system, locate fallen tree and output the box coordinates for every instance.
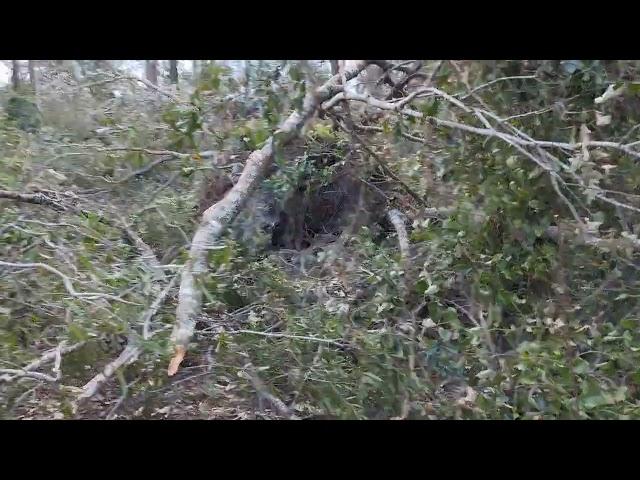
[168,60,371,375]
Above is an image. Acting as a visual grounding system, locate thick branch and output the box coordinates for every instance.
[0,190,68,211]
[387,209,410,261]
[168,60,372,376]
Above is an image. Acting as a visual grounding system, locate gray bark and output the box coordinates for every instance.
[145,60,158,85]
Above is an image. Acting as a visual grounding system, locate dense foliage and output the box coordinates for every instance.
[2,60,640,419]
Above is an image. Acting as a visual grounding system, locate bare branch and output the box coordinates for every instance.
[75,344,141,404]
[22,342,86,374]
[232,329,346,348]
[458,75,538,100]
[0,369,58,383]
[0,190,68,211]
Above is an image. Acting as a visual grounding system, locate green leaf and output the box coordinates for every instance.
[68,323,89,342]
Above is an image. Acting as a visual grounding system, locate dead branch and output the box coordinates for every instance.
[22,342,86,374]
[73,148,215,184]
[0,369,58,383]
[168,61,372,376]
[142,275,179,340]
[0,188,174,271]
[458,74,538,100]
[0,190,68,211]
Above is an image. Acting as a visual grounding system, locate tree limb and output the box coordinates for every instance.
[168,60,372,376]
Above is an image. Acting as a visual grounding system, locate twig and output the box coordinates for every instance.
[231,329,346,349]
[22,342,86,373]
[81,74,190,104]
[75,344,141,403]
[326,90,640,160]
[458,75,538,99]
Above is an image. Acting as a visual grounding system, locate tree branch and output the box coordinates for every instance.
[0,261,141,305]
[168,60,372,376]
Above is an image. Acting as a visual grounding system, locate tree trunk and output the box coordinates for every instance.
[146,60,158,85]
[192,60,199,85]
[95,60,111,71]
[63,61,84,83]
[11,60,20,91]
[28,60,37,93]
[169,60,178,84]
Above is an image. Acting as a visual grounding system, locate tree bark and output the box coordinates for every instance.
[63,60,84,83]
[192,60,199,85]
[145,60,158,85]
[11,60,20,90]
[28,60,37,93]
[169,60,178,84]
[168,60,371,376]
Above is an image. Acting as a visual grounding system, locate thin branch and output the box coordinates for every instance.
[0,190,67,211]
[327,91,640,160]
[22,342,86,373]
[75,344,141,404]
[75,274,177,405]
[0,261,141,305]
[458,75,538,100]
[0,369,58,383]
[80,74,189,104]
[142,275,178,340]
[232,329,346,348]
